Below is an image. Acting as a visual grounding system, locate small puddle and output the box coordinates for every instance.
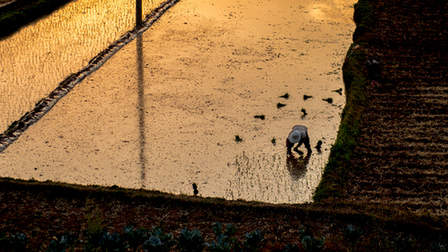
[0,0,355,204]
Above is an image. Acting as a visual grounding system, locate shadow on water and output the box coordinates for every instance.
[286,153,310,181]
[137,34,146,186]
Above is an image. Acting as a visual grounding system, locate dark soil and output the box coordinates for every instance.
[1,179,447,251]
[346,0,448,216]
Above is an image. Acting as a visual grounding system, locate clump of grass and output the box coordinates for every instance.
[84,199,106,251]
[254,115,265,120]
[301,108,308,116]
[322,98,333,104]
[332,88,343,95]
[277,103,286,108]
[315,140,322,151]
[206,222,237,252]
[279,93,290,99]
[192,183,199,196]
[303,95,313,100]
[271,137,276,145]
[235,135,243,142]
[302,236,325,252]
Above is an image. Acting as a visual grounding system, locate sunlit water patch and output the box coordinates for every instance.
[0,0,165,132]
[226,152,325,203]
[0,0,355,204]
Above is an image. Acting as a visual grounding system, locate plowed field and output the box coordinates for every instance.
[346,0,448,215]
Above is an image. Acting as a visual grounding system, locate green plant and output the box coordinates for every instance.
[301,236,325,252]
[271,137,276,145]
[283,243,300,252]
[3,233,29,251]
[315,140,322,151]
[313,42,368,202]
[392,234,415,252]
[298,226,314,240]
[123,226,148,252]
[193,183,199,196]
[430,241,448,252]
[178,228,205,252]
[322,98,333,104]
[0,231,9,250]
[343,224,363,252]
[142,226,174,252]
[99,232,128,252]
[84,200,105,251]
[303,95,313,100]
[301,108,308,116]
[47,233,77,252]
[279,93,290,99]
[332,88,343,95]
[235,135,243,142]
[277,102,286,108]
[254,115,265,120]
[206,222,237,252]
[243,230,265,252]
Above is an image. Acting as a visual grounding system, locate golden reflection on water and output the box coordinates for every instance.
[0,0,163,132]
[0,0,355,204]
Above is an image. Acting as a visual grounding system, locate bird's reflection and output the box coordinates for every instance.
[286,153,310,180]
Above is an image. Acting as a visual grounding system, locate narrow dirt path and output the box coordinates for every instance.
[347,0,448,215]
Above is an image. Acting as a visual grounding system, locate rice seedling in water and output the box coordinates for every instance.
[303,95,313,100]
[226,152,317,203]
[315,140,322,151]
[192,183,198,196]
[279,93,290,99]
[322,98,333,104]
[332,88,343,95]
[301,108,308,116]
[277,102,286,108]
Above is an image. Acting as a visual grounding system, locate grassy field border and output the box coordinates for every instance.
[312,0,374,202]
[0,0,74,38]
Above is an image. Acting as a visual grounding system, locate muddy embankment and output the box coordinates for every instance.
[315,0,448,217]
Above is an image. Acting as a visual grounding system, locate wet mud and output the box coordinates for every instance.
[0,0,355,203]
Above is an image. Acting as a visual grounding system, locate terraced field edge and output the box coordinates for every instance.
[312,0,373,202]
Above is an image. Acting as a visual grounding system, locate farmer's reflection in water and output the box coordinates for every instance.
[286,125,312,180]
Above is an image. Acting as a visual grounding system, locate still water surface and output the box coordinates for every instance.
[0,0,355,203]
[0,0,164,132]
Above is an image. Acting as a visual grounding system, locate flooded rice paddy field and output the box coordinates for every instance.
[0,0,355,203]
[0,0,165,133]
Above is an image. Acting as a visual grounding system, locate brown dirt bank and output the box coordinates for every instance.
[0,178,447,251]
[343,0,448,216]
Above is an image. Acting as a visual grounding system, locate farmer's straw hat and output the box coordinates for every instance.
[288,130,301,144]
